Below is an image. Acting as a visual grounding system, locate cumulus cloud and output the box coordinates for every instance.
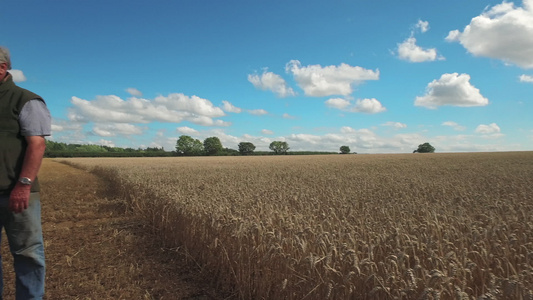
[68,93,227,126]
[416,20,430,33]
[282,113,297,119]
[50,119,83,133]
[51,124,63,132]
[446,0,533,69]
[248,109,268,115]
[10,69,26,82]
[287,133,325,145]
[340,126,356,134]
[280,127,428,152]
[519,74,533,83]
[382,122,407,129]
[285,60,379,97]
[398,37,443,62]
[176,126,199,135]
[188,116,231,127]
[154,94,225,117]
[95,139,115,147]
[261,129,274,135]
[397,20,444,63]
[248,70,296,97]
[415,73,489,109]
[326,97,386,113]
[325,98,350,109]
[92,123,144,137]
[222,100,242,113]
[475,123,501,134]
[353,99,386,113]
[340,127,375,137]
[126,88,143,97]
[442,121,466,131]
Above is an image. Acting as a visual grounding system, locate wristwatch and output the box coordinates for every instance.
[19,177,32,185]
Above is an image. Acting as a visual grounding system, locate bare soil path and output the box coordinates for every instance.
[1,159,224,300]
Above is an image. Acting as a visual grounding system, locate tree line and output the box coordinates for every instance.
[175,135,334,156]
[44,140,171,158]
[44,136,435,158]
[44,137,337,158]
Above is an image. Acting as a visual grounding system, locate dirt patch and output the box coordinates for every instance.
[1,159,225,300]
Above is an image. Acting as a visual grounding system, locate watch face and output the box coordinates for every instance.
[20,177,32,185]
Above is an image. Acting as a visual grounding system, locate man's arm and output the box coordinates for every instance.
[9,135,47,213]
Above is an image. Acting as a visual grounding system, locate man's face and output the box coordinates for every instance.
[0,62,7,81]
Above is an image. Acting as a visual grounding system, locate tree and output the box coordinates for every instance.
[414,142,435,153]
[238,142,256,155]
[145,147,165,152]
[340,145,351,154]
[204,136,223,155]
[176,135,204,156]
[269,141,290,155]
[223,148,239,156]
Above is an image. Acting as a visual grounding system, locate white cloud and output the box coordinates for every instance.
[51,119,83,133]
[222,100,242,113]
[285,60,379,97]
[10,69,26,82]
[475,123,501,134]
[416,20,430,33]
[282,113,297,119]
[248,70,296,97]
[415,73,489,109]
[189,116,231,127]
[442,121,466,131]
[353,99,386,113]
[397,37,443,62]
[340,126,357,134]
[95,139,115,147]
[446,30,461,41]
[326,98,386,114]
[126,88,143,97]
[154,94,225,117]
[51,124,63,132]
[431,134,516,152]
[446,0,533,69]
[382,122,407,129]
[248,109,268,115]
[92,123,144,137]
[176,126,199,135]
[261,129,274,135]
[278,128,428,153]
[287,133,325,145]
[340,126,374,136]
[519,74,533,83]
[325,98,350,109]
[68,93,227,126]
[397,20,443,63]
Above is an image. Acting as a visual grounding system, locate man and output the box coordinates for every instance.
[0,46,51,299]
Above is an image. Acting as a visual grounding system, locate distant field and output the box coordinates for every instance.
[59,152,533,299]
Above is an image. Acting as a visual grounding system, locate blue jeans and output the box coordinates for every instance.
[0,193,45,300]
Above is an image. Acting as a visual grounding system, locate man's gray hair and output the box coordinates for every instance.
[0,46,12,70]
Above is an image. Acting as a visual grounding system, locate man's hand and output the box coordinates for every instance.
[9,135,46,213]
[9,184,31,213]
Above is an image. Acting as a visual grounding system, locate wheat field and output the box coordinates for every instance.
[59,152,533,300]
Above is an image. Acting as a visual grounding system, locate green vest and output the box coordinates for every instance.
[0,74,43,194]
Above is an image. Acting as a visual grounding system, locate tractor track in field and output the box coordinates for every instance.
[1,159,225,300]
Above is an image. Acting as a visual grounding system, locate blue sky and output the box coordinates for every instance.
[3,0,533,153]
